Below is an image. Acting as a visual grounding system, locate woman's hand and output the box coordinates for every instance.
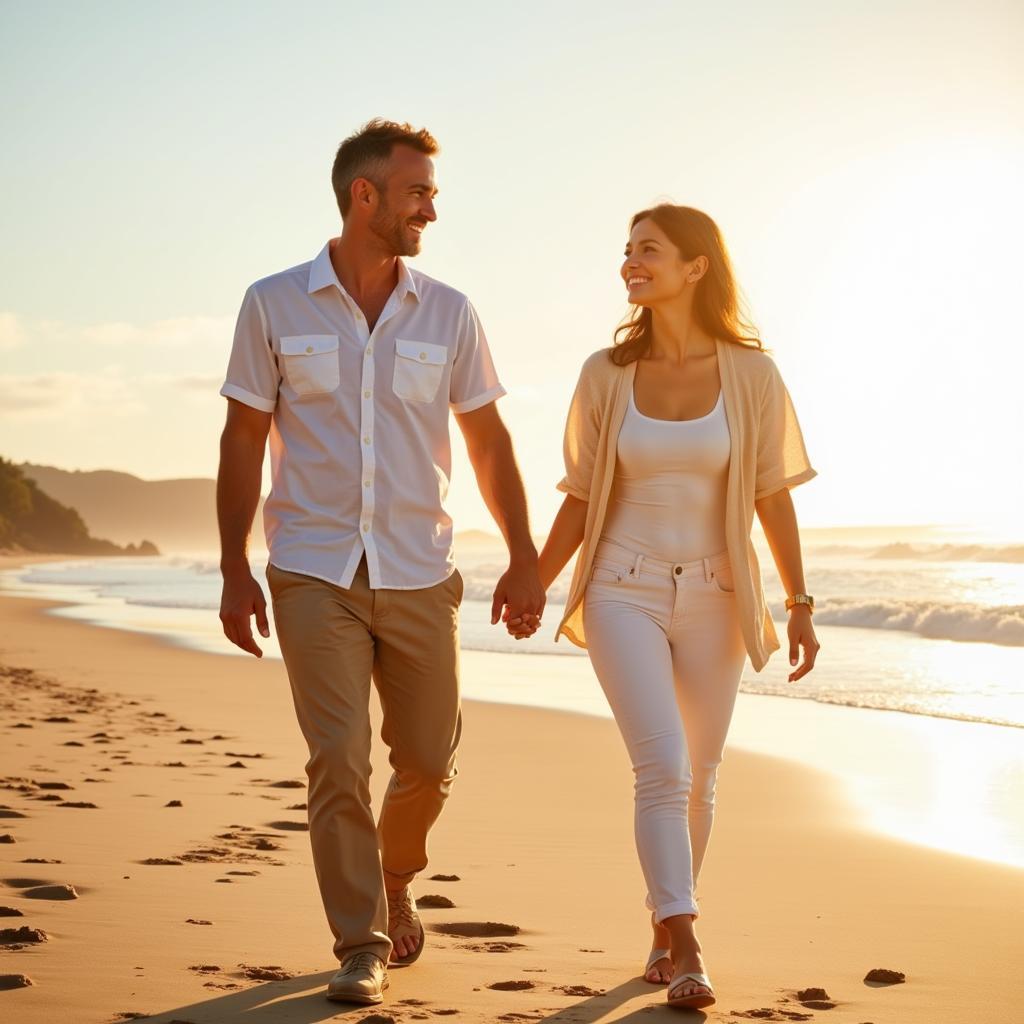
[787,606,819,682]
[504,606,541,640]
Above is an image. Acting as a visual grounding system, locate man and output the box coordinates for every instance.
[216,119,544,1006]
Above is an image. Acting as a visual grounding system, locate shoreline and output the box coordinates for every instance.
[4,554,1023,735]
[2,548,1023,870]
[1,588,1022,1021]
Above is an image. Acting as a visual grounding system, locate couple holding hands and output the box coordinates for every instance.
[217,118,818,1011]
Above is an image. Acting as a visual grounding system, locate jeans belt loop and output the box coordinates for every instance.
[703,556,712,583]
[632,553,644,578]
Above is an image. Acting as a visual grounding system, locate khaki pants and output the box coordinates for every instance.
[267,558,463,964]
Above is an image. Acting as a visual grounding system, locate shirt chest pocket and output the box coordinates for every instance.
[279,335,340,396]
[393,338,448,403]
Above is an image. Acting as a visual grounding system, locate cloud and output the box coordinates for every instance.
[0,311,233,354]
[81,314,233,348]
[170,373,225,393]
[0,312,27,352]
[0,370,145,418]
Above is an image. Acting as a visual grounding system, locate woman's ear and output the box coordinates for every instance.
[688,254,710,284]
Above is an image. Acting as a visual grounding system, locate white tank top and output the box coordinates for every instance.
[601,385,731,562]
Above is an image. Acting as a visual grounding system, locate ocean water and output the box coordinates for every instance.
[3,531,1023,730]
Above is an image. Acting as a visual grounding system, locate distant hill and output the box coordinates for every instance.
[17,464,516,555]
[0,458,158,556]
[20,463,255,553]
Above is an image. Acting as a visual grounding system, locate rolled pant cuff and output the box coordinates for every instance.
[335,940,392,966]
[654,899,699,922]
[383,865,423,890]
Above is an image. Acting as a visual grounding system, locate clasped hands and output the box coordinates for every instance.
[490,563,546,641]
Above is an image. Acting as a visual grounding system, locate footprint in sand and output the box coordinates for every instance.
[732,1011,813,1021]
[23,884,78,900]
[460,941,527,952]
[432,922,520,937]
[0,973,33,989]
[794,985,835,1009]
[416,894,455,908]
[488,980,535,991]
[266,820,308,831]
[0,926,48,947]
[555,984,605,996]
[864,967,905,985]
[238,963,295,981]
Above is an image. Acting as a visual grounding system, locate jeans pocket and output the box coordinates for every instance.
[711,564,736,593]
[590,564,623,585]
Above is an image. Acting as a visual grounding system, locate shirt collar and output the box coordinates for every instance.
[307,240,420,303]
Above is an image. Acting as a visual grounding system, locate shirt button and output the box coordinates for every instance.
[367,345,374,355]
[305,345,313,353]
[363,435,371,444]
[362,523,369,533]
[363,480,371,487]
[419,352,427,360]
[363,389,371,398]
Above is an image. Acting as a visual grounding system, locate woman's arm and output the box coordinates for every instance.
[754,487,820,682]
[505,494,588,637]
[538,494,588,591]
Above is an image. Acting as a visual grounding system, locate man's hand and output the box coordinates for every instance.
[491,563,545,641]
[220,563,271,657]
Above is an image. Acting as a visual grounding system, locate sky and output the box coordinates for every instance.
[1,0,1022,537]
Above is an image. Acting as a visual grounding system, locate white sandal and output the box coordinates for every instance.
[644,946,673,984]
[667,970,715,1010]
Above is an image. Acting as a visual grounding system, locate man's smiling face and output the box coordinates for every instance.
[369,144,438,257]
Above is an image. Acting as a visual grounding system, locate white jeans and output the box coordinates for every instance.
[583,539,747,922]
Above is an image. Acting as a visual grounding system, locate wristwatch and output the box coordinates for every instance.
[785,593,815,613]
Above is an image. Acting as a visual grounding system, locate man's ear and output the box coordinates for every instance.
[350,177,378,213]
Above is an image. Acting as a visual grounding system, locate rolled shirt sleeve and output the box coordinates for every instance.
[754,360,817,500]
[449,299,506,413]
[219,286,279,413]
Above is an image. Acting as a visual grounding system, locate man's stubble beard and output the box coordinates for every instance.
[370,198,420,258]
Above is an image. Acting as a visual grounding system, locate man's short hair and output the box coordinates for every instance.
[331,119,439,218]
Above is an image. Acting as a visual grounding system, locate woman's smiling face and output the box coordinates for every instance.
[620,217,693,307]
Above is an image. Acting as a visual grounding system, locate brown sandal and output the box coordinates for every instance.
[386,886,425,966]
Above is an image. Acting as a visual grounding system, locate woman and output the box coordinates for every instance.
[512,205,819,1009]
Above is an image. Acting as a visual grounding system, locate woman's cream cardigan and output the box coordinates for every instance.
[554,338,817,673]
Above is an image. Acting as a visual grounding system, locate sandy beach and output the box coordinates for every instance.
[1,559,1022,1023]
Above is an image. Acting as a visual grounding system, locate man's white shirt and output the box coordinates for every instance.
[220,240,506,590]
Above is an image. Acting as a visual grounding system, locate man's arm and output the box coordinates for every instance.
[454,402,545,633]
[217,399,273,657]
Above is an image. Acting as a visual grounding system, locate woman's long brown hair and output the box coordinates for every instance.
[611,204,764,365]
